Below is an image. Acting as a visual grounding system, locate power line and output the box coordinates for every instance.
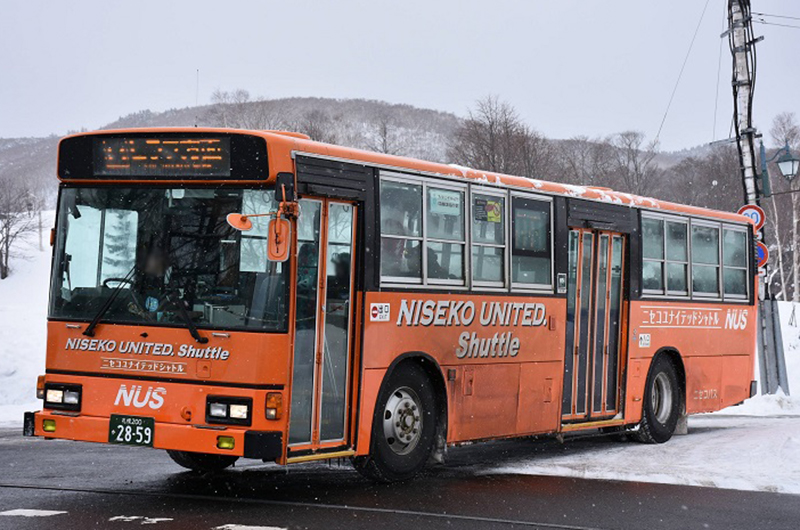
[752,11,800,22]
[655,0,712,145]
[754,19,800,31]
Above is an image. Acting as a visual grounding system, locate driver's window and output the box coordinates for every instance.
[63,207,137,289]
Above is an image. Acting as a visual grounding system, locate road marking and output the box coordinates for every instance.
[0,509,67,517]
[109,515,174,524]
[214,526,287,530]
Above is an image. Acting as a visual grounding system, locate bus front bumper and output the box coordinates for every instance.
[23,410,282,461]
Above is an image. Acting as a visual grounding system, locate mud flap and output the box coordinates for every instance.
[23,412,36,437]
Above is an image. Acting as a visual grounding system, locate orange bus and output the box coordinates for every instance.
[25,128,758,481]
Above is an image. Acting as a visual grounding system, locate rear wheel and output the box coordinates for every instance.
[353,363,438,482]
[633,355,681,444]
[166,450,238,472]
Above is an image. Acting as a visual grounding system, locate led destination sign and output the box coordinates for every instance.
[93,137,231,177]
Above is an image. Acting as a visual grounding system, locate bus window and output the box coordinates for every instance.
[380,180,422,282]
[511,196,551,289]
[425,187,465,283]
[691,223,721,297]
[723,228,748,298]
[472,192,506,286]
[665,221,689,295]
[641,217,664,293]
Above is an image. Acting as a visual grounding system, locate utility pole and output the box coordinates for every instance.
[728,0,760,205]
[727,0,789,395]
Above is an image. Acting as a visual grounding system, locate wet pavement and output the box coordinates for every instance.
[1,427,799,529]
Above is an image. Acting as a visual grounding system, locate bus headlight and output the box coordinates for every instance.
[45,389,64,404]
[44,384,82,411]
[206,396,252,426]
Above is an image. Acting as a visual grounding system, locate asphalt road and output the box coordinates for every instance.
[1,427,798,530]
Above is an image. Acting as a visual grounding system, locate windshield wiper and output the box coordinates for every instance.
[165,290,208,344]
[83,264,138,337]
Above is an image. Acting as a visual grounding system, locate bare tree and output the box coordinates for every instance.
[553,136,615,187]
[609,131,661,196]
[365,113,408,155]
[206,89,285,130]
[0,183,40,279]
[770,112,800,302]
[448,96,552,178]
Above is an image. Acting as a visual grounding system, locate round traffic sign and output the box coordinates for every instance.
[737,204,766,231]
[755,241,769,268]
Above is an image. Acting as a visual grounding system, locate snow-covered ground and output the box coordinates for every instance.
[0,213,52,427]
[2,215,800,494]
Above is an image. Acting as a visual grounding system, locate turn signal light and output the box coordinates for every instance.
[217,436,235,450]
[36,376,45,400]
[43,419,56,433]
[266,392,282,420]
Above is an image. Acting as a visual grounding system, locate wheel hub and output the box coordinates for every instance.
[383,387,422,455]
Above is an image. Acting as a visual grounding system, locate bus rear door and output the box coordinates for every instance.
[562,229,626,422]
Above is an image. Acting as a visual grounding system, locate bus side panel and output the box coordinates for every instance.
[360,292,566,445]
[625,300,756,421]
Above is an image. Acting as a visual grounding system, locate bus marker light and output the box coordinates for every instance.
[217,436,235,450]
[43,419,56,433]
[265,393,282,420]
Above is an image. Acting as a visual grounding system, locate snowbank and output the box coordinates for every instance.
[0,213,53,426]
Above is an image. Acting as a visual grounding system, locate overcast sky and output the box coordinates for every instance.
[1,0,798,151]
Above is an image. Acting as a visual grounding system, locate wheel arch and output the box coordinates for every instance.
[382,352,449,459]
[650,346,687,410]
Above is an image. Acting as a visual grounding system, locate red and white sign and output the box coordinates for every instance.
[755,241,769,268]
[370,303,390,322]
[737,204,765,231]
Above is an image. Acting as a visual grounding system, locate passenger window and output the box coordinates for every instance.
[691,224,720,296]
[723,228,748,298]
[380,180,423,281]
[426,187,465,283]
[472,193,505,285]
[641,217,664,293]
[665,221,688,294]
[511,197,551,288]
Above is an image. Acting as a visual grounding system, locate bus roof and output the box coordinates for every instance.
[60,127,753,225]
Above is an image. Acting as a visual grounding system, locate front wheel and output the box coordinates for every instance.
[353,363,438,482]
[632,355,681,444]
[166,450,238,472]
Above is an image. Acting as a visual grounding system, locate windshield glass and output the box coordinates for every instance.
[50,187,288,332]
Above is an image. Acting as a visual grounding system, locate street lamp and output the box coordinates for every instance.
[760,141,800,196]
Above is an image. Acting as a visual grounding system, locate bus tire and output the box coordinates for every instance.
[633,355,681,444]
[166,450,238,472]
[352,363,438,482]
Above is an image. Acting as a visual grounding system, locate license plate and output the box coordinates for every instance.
[109,414,154,447]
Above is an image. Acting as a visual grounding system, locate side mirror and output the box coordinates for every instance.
[226,213,253,231]
[267,218,291,262]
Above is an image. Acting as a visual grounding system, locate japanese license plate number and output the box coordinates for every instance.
[109,414,154,447]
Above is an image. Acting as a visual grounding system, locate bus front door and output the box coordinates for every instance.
[562,229,626,423]
[289,198,357,450]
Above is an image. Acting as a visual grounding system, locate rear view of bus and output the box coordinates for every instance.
[26,130,295,471]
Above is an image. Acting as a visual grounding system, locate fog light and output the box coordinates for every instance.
[209,403,228,418]
[265,392,282,420]
[43,419,56,433]
[63,390,80,405]
[229,404,249,420]
[45,389,64,404]
[217,436,235,450]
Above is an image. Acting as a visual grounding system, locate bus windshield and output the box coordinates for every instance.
[50,187,289,332]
